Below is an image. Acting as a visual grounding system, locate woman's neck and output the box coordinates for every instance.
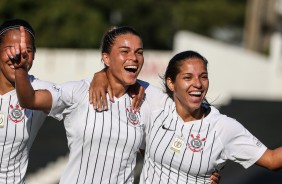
[176,105,205,123]
[106,71,128,98]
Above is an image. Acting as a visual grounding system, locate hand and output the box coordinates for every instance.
[6,26,29,70]
[210,170,221,184]
[89,69,113,111]
[128,83,145,112]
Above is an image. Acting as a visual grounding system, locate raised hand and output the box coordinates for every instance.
[7,26,29,70]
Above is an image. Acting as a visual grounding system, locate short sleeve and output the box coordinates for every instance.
[29,75,54,90]
[48,80,89,121]
[143,84,167,111]
[218,117,267,168]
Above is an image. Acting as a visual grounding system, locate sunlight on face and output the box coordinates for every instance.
[171,58,209,115]
[0,29,34,83]
[103,33,144,95]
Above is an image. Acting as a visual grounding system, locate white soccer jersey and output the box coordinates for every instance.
[0,75,53,184]
[140,96,267,184]
[48,79,162,184]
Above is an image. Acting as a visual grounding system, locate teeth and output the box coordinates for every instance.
[124,66,137,69]
[190,91,201,95]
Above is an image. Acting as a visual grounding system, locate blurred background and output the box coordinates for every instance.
[1,0,282,183]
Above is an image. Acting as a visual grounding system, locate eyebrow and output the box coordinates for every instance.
[118,46,143,51]
[182,72,208,75]
[2,45,33,48]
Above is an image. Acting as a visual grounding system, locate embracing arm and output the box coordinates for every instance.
[256,147,282,170]
[89,68,113,111]
[89,68,145,111]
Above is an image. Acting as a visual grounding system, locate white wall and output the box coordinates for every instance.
[174,31,282,105]
[29,31,282,106]
[30,49,173,87]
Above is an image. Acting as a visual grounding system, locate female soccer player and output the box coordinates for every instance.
[141,50,282,183]
[13,25,156,184]
[0,19,53,183]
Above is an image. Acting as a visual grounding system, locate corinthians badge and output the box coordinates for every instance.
[126,107,140,126]
[187,133,206,152]
[9,104,24,123]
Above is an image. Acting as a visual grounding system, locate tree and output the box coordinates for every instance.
[0,0,246,49]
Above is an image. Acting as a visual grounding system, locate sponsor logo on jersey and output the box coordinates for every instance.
[253,136,263,147]
[170,136,184,153]
[126,107,140,126]
[187,133,206,152]
[52,85,61,92]
[9,104,24,123]
[0,112,4,128]
[162,124,174,131]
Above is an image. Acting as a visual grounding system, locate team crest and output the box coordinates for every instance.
[126,107,140,126]
[187,133,206,152]
[9,104,24,123]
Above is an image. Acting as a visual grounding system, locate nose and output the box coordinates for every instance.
[127,51,137,61]
[193,78,202,88]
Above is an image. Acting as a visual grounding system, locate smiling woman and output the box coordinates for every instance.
[0,19,53,184]
[13,26,155,184]
[164,51,209,121]
[140,50,282,184]
[100,26,144,98]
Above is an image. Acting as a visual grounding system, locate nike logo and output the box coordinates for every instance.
[162,124,174,131]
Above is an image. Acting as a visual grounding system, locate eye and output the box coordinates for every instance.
[201,74,208,79]
[27,49,33,53]
[136,50,143,56]
[120,50,128,54]
[26,47,33,53]
[183,76,192,80]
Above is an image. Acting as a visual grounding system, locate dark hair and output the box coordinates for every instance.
[100,26,141,54]
[164,50,209,101]
[0,19,36,52]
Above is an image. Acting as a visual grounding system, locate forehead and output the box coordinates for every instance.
[113,33,143,48]
[1,29,33,46]
[178,58,207,72]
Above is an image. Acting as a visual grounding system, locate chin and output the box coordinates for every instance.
[125,78,137,85]
[190,104,202,111]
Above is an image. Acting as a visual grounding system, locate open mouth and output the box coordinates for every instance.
[124,66,138,73]
[8,64,15,69]
[189,91,202,97]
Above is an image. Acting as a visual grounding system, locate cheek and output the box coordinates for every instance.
[174,82,187,93]
[27,59,34,68]
[0,52,9,62]
[137,55,144,62]
[203,80,209,89]
[26,51,34,61]
[25,53,34,70]
[28,52,34,60]
[139,57,144,67]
